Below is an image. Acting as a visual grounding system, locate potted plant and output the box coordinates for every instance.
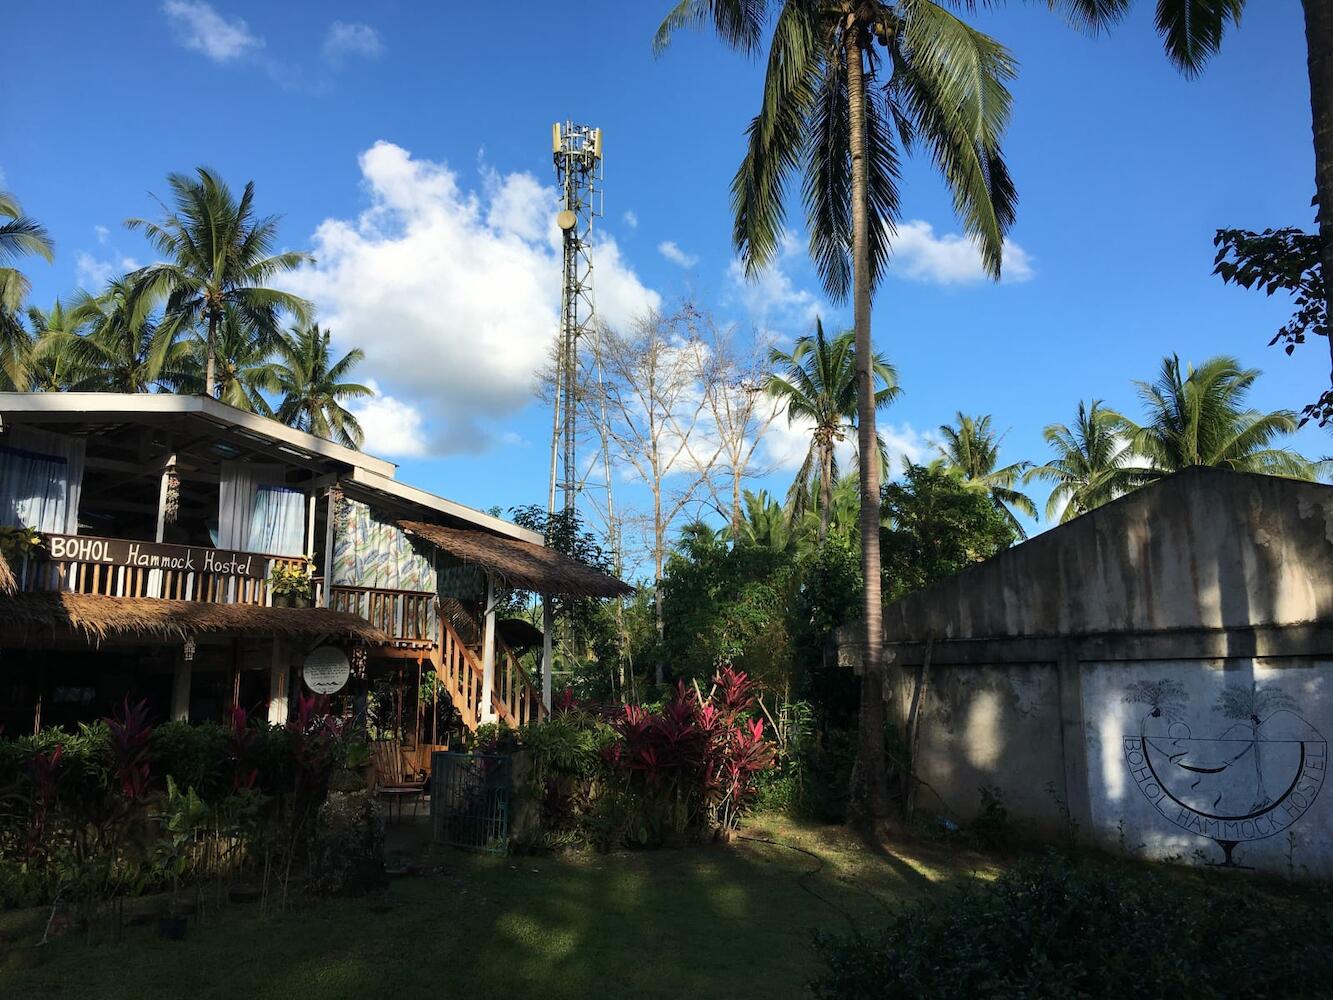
[269,561,315,608]
[154,777,209,940]
[0,525,43,569]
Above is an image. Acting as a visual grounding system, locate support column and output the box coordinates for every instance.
[171,655,192,722]
[1055,643,1093,843]
[480,572,498,723]
[267,638,290,725]
[541,596,554,712]
[321,485,338,609]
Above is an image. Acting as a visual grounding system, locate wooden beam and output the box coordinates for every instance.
[480,572,498,723]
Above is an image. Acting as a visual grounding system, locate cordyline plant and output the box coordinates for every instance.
[604,668,775,841]
[106,698,153,801]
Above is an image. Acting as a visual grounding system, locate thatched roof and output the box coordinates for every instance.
[0,550,14,596]
[0,592,389,644]
[498,617,544,653]
[398,520,632,598]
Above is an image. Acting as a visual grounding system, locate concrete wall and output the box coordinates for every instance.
[845,469,1333,879]
[891,649,1332,877]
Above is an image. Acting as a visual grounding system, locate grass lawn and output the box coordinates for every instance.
[0,815,995,1000]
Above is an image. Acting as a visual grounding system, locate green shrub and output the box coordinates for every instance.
[809,853,1333,999]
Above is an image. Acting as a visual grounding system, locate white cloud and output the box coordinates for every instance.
[75,252,139,291]
[323,21,383,63]
[658,240,699,268]
[285,140,660,455]
[726,228,824,336]
[162,1,263,63]
[622,210,639,229]
[94,225,110,245]
[348,383,428,458]
[761,399,934,479]
[889,220,1035,285]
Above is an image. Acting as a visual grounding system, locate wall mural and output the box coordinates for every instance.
[1122,679,1327,866]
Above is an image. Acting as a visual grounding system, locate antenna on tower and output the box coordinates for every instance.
[547,122,609,522]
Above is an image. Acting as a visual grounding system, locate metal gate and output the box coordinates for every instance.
[430,752,511,854]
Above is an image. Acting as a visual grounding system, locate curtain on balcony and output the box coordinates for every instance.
[0,427,85,534]
[332,499,433,591]
[218,463,306,556]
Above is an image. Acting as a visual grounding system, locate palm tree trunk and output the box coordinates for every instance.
[818,439,833,546]
[845,26,891,826]
[1305,0,1333,387]
[205,312,218,398]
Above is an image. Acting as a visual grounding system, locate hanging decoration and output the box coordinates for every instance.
[328,483,350,531]
[350,644,368,678]
[163,467,180,524]
[183,635,196,662]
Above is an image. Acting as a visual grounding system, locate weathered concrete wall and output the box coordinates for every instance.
[896,653,1331,878]
[878,468,1333,644]
[844,470,1333,879]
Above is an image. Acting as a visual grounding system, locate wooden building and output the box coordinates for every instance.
[0,392,630,745]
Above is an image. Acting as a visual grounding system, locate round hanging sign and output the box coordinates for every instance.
[303,646,350,695]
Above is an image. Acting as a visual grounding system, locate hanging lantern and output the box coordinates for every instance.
[163,468,181,524]
[350,644,368,677]
[183,635,196,662]
[328,484,350,531]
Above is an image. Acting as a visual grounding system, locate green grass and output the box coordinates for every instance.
[0,816,993,1000]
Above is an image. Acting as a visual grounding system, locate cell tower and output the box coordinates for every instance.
[547,121,606,518]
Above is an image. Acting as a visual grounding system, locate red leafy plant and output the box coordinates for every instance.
[605,668,775,843]
[106,698,154,801]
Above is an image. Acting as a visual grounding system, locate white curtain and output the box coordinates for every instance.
[248,486,306,556]
[0,427,85,533]
[218,462,305,554]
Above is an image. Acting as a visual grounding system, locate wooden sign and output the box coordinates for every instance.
[43,533,266,579]
[304,646,350,694]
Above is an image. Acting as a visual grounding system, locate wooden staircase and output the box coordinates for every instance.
[431,608,545,733]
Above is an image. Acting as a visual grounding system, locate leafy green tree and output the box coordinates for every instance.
[1028,399,1130,523]
[177,313,282,415]
[0,192,54,388]
[727,489,801,555]
[937,412,1036,537]
[1213,225,1330,425]
[658,0,1060,823]
[24,300,102,391]
[880,461,1015,603]
[1114,355,1319,481]
[274,324,372,448]
[63,279,193,392]
[766,319,899,544]
[127,168,312,397]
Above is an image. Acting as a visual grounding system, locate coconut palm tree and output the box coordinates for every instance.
[0,192,54,389]
[1028,399,1132,523]
[766,319,899,545]
[937,412,1036,538]
[62,279,193,393]
[176,313,283,415]
[24,300,102,391]
[126,168,312,397]
[275,324,372,448]
[656,0,1117,823]
[1114,355,1320,481]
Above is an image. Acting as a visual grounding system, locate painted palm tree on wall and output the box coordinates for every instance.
[275,324,372,449]
[937,412,1036,538]
[1114,355,1320,481]
[1028,399,1132,523]
[657,0,1119,823]
[0,192,54,389]
[766,319,899,544]
[127,168,313,398]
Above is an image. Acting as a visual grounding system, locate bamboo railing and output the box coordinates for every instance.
[21,550,309,606]
[435,612,545,732]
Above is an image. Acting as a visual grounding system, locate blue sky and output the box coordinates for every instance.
[5,1,1327,562]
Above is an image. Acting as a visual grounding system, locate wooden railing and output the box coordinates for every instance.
[19,542,308,606]
[327,585,434,643]
[435,613,546,732]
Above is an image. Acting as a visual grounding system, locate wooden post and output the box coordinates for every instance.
[150,454,175,599]
[267,638,289,724]
[541,597,554,712]
[171,653,192,722]
[321,485,338,609]
[481,572,498,723]
[413,657,422,752]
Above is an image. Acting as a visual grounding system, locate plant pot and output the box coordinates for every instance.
[157,915,188,941]
[272,594,292,608]
[293,594,313,609]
